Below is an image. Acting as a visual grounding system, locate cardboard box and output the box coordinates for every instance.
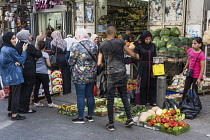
[160,125,190,135]
[94,111,108,117]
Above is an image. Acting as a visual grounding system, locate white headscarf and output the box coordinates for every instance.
[89,34,98,43]
[75,28,89,42]
[16,30,31,44]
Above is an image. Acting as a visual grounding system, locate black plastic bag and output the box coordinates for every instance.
[163,99,179,110]
[99,71,107,98]
[179,89,201,119]
[163,99,170,110]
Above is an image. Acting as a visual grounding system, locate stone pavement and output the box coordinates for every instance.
[0,89,210,140]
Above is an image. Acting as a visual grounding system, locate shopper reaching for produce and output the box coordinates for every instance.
[182,37,205,99]
[98,25,138,131]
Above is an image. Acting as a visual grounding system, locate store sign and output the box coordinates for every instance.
[35,0,63,10]
[186,25,202,38]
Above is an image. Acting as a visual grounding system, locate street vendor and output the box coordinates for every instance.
[133,31,157,106]
[122,26,131,44]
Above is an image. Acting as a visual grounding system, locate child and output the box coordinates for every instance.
[33,41,58,108]
[182,37,205,99]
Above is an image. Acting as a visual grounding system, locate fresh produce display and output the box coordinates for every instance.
[161,36,170,42]
[95,97,106,107]
[203,30,210,45]
[166,41,176,48]
[170,27,181,37]
[94,106,108,117]
[57,104,78,116]
[127,79,137,93]
[160,28,170,37]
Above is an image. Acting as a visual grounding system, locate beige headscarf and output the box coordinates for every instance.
[51,31,67,51]
[89,34,98,43]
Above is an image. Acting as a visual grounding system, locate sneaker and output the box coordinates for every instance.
[125,119,134,127]
[48,103,58,108]
[8,113,12,117]
[72,118,85,124]
[11,114,26,121]
[106,124,115,131]
[34,102,44,107]
[85,116,94,122]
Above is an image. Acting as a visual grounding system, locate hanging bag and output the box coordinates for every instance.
[49,43,58,66]
[152,64,165,76]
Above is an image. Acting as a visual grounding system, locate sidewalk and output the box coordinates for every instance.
[0,87,210,140]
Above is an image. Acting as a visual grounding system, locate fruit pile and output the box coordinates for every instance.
[57,104,78,116]
[94,106,108,117]
[95,97,106,107]
[150,27,192,58]
[127,79,137,93]
[146,108,189,132]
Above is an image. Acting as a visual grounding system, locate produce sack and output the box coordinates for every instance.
[179,89,201,119]
[99,71,107,98]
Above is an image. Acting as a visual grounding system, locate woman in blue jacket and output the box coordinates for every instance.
[0,32,28,120]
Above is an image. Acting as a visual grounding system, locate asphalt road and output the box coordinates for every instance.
[0,90,210,140]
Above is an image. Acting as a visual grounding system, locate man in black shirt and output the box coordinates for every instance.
[98,25,138,131]
[122,26,131,43]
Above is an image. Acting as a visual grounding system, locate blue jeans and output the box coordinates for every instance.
[75,82,95,118]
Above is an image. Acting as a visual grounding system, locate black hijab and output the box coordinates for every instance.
[2,32,15,48]
[139,31,152,50]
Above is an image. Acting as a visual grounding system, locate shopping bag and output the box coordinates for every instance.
[192,89,202,113]
[152,64,165,76]
[99,71,107,98]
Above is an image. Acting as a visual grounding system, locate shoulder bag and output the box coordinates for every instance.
[49,44,58,66]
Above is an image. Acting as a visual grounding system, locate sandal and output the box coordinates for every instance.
[34,102,44,107]
[25,109,36,114]
[48,103,58,108]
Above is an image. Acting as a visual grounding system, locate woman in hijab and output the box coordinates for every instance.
[134,31,157,106]
[50,31,71,94]
[16,30,42,114]
[69,28,98,123]
[0,32,28,120]
[89,34,99,45]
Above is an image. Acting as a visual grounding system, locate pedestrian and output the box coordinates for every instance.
[97,25,137,131]
[133,31,157,106]
[69,28,98,123]
[122,26,131,44]
[50,31,71,94]
[64,34,76,62]
[16,30,42,114]
[35,30,53,51]
[182,37,205,99]
[0,32,28,120]
[33,41,58,108]
[90,34,100,47]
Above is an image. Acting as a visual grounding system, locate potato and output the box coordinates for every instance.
[151,106,160,112]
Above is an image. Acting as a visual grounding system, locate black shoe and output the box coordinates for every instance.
[106,124,115,131]
[20,109,36,114]
[72,118,85,124]
[85,116,94,122]
[8,113,12,117]
[11,114,26,121]
[125,119,134,127]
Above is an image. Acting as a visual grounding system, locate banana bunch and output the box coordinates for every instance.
[66,106,77,112]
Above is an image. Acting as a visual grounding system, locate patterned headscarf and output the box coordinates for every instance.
[51,31,67,51]
[16,30,31,44]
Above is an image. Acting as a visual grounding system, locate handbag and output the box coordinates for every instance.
[184,51,202,77]
[49,43,58,66]
[79,42,104,76]
[152,64,165,76]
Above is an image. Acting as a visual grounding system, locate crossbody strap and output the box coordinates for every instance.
[79,42,97,63]
[192,51,202,70]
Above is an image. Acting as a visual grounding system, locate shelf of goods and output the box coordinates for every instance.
[107,5,148,42]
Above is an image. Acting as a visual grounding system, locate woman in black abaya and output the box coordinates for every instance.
[134,31,157,106]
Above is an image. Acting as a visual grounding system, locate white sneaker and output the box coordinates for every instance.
[48,103,58,108]
[34,102,44,107]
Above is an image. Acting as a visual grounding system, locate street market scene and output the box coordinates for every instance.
[0,0,210,140]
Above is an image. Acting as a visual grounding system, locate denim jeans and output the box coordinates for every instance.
[75,82,95,118]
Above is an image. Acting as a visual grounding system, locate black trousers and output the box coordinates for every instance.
[18,76,35,113]
[34,73,52,104]
[8,84,22,114]
[107,84,131,124]
[182,76,198,99]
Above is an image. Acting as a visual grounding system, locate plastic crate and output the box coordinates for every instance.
[166,90,179,95]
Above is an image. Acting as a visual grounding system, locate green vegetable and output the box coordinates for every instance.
[170,27,180,37]
[160,28,170,37]
[159,47,167,53]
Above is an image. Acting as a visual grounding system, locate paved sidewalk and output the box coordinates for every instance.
[0,90,210,140]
